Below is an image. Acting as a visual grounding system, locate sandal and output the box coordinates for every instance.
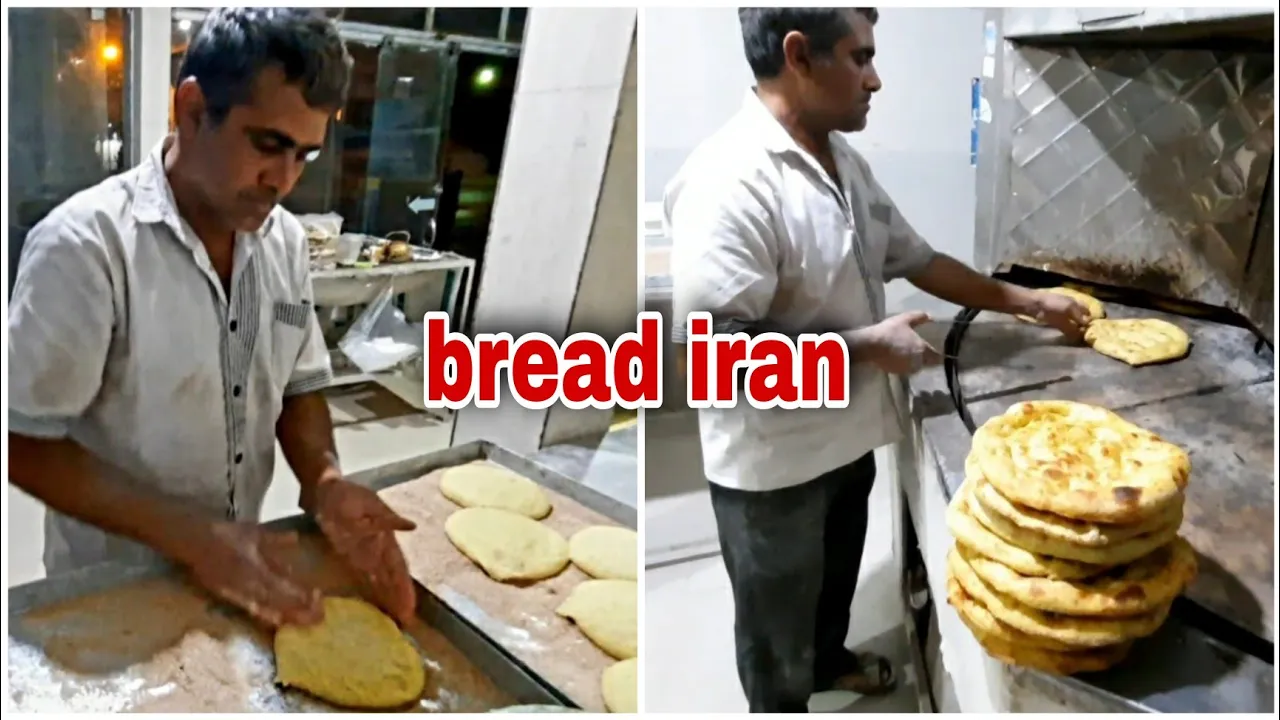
[828,652,897,696]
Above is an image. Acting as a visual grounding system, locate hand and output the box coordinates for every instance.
[312,479,417,625]
[183,522,324,628]
[864,311,944,375]
[1027,291,1091,341]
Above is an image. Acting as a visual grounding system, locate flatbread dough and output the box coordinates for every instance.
[556,580,638,660]
[440,462,552,519]
[601,658,638,713]
[1085,318,1190,366]
[445,508,570,582]
[964,537,1197,617]
[947,482,1104,580]
[947,578,1132,674]
[969,456,1182,548]
[971,400,1190,523]
[274,596,425,709]
[1017,287,1107,324]
[570,526,638,581]
[966,486,1180,566]
[949,547,1171,648]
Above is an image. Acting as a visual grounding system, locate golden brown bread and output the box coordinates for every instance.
[971,400,1190,524]
[1084,318,1189,366]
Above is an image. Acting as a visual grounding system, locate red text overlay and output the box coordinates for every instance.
[422,312,664,410]
[684,312,850,409]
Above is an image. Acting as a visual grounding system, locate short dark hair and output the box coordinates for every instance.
[177,7,352,124]
[738,7,879,79]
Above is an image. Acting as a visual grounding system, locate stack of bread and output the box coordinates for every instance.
[946,400,1198,676]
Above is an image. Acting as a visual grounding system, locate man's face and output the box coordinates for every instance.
[175,65,332,232]
[795,12,882,133]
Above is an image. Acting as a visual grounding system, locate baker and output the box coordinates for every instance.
[7,8,414,630]
[666,8,1091,712]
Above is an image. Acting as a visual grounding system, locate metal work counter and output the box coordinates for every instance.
[897,306,1275,713]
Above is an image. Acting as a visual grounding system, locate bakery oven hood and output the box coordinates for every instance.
[973,8,1274,341]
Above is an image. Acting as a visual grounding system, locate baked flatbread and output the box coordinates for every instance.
[947,577,1132,675]
[971,400,1190,523]
[275,597,425,709]
[968,456,1182,548]
[964,537,1197,617]
[1084,318,1189,366]
[947,481,1104,580]
[949,547,1172,648]
[966,487,1179,566]
[1017,287,1106,324]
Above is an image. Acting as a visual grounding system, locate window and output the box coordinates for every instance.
[505,8,528,43]
[8,8,131,292]
[432,8,504,39]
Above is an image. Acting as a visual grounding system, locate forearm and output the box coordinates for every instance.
[908,254,1038,316]
[7,433,214,565]
[276,391,342,515]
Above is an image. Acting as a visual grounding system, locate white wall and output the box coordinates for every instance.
[643,7,986,311]
[451,8,638,454]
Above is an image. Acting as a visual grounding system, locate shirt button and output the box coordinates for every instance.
[235,452,244,464]
[229,319,238,332]
[233,385,242,397]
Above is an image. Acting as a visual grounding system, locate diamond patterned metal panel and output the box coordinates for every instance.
[995,46,1274,314]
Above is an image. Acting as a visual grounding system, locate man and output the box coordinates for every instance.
[666,8,1090,712]
[8,8,416,630]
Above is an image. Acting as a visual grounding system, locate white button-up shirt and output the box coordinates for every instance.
[666,91,936,492]
[8,141,333,575]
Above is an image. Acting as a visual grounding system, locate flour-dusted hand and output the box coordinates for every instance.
[313,480,417,625]
[862,311,944,375]
[184,522,324,628]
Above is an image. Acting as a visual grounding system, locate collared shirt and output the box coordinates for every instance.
[8,140,333,575]
[666,90,936,492]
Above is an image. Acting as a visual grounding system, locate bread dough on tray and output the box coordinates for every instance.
[445,507,570,582]
[274,596,425,709]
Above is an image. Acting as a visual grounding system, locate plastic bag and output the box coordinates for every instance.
[297,212,345,239]
[338,284,424,374]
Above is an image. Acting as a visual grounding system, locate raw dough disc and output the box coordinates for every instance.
[964,536,1197,617]
[556,579,638,660]
[570,526,638,581]
[440,462,552,519]
[1085,318,1190,366]
[966,486,1180,566]
[968,455,1182,548]
[947,482,1105,580]
[1017,287,1107,324]
[274,596,425,709]
[949,576,1132,675]
[949,547,1171,648]
[601,658,638,713]
[971,400,1190,523]
[445,508,570,582]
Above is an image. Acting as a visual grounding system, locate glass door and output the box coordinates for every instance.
[359,38,459,239]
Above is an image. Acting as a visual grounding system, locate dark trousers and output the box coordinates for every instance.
[709,452,877,713]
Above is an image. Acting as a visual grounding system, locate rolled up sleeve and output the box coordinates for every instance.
[859,160,936,282]
[8,219,114,439]
[282,234,333,398]
[667,179,779,344]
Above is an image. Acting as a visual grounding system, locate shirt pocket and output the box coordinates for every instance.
[268,300,311,386]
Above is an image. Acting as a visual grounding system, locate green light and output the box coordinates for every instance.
[473,66,498,90]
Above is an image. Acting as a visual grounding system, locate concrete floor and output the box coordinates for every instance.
[7,384,453,588]
[643,409,918,713]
